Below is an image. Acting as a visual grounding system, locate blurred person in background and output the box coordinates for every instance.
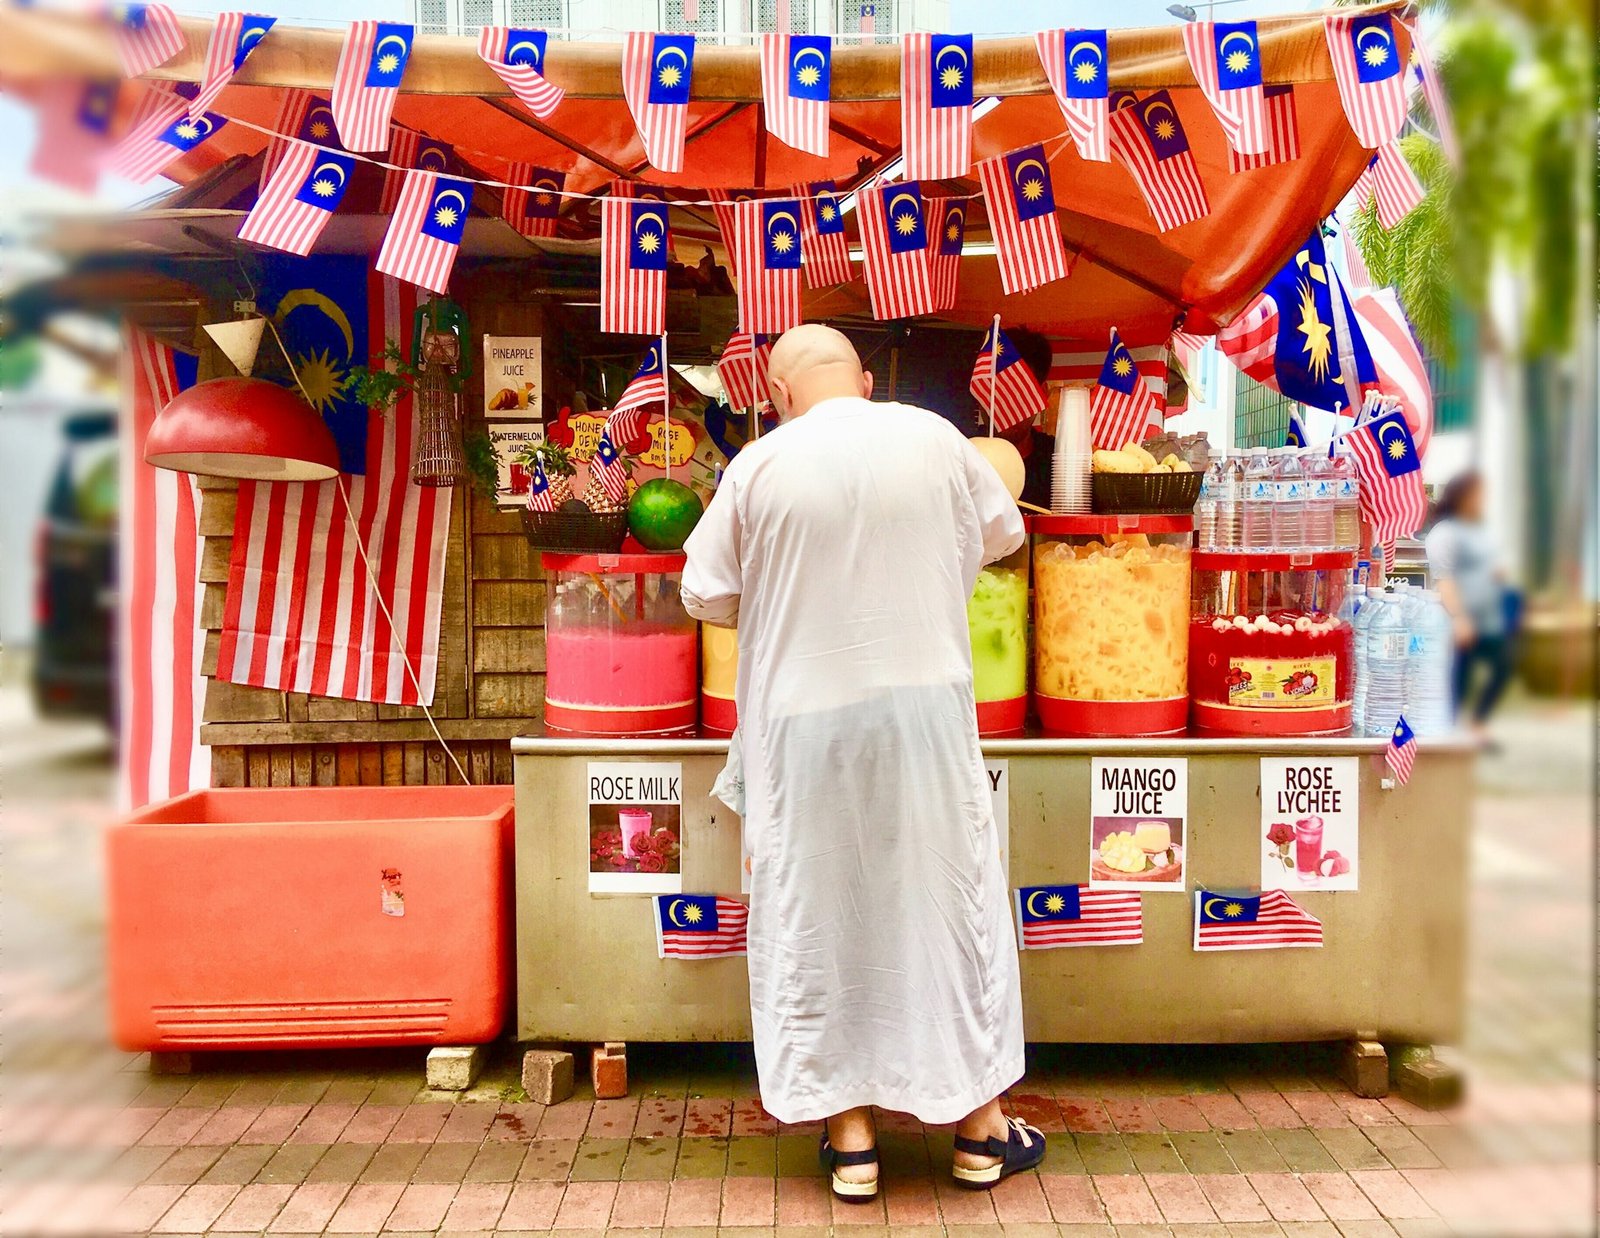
[987,326,1056,511]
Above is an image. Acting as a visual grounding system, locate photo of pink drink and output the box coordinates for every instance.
[1293,816,1325,883]
[618,807,653,858]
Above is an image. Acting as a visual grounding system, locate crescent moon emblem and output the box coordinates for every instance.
[1110,91,1138,112]
[1143,100,1175,123]
[1202,896,1231,919]
[1218,30,1255,58]
[1012,157,1047,182]
[666,899,687,927]
[886,191,920,216]
[816,189,836,206]
[1378,419,1407,446]
[533,176,559,192]
[791,45,826,71]
[432,187,467,214]
[944,205,963,226]
[191,115,215,137]
[1356,25,1392,47]
[634,207,664,233]
[419,147,448,169]
[766,210,799,234]
[240,25,268,48]
[934,42,969,68]
[507,38,541,63]
[311,160,347,188]
[655,44,689,69]
[374,32,410,57]
[1067,39,1102,64]
[273,288,355,360]
[308,106,334,126]
[645,346,660,371]
[1025,889,1052,918]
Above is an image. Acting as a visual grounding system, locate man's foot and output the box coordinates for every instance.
[821,1108,879,1201]
[951,1115,1046,1189]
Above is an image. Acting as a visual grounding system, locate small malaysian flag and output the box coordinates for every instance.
[1405,23,1459,166]
[503,163,565,239]
[525,456,556,512]
[238,141,354,256]
[761,33,830,157]
[1285,410,1309,449]
[331,21,413,152]
[733,199,803,334]
[374,171,473,294]
[655,895,749,959]
[1386,715,1418,785]
[925,197,965,311]
[260,91,339,190]
[600,198,669,335]
[1090,328,1159,449]
[858,182,935,321]
[1036,28,1109,163]
[717,333,772,411]
[382,127,453,213]
[901,33,973,180]
[1325,11,1409,148]
[797,180,852,289]
[622,32,695,173]
[477,27,565,120]
[1340,217,1374,290]
[1195,889,1323,951]
[110,99,228,183]
[977,143,1068,295]
[709,188,758,260]
[1347,405,1427,569]
[1014,885,1143,949]
[190,13,275,117]
[1351,287,1433,456]
[1108,89,1210,233]
[970,327,1047,434]
[1181,20,1268,156]
[30,78,117,193]
[1370,142,1425,230]
[610,345,669,449]
[112,3,186,78]
[589,426,632,505]
[1229,84,1300,172]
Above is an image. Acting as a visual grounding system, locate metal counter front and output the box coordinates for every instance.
[512,733,1473,1048]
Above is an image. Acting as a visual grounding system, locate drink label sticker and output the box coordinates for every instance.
[1228,657,1336,706]
[380,868,405,916]
[1260,756,1359,891]
[588,761,684,895]
[1089,757,1187,892]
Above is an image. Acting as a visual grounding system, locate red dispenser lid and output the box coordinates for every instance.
[541,551,688,573]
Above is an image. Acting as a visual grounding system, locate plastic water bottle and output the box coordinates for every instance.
[1241,448,1276,550]
[1331,453,1360,552]
[1218,453,1244,550]
[1197,459,1222,550]
[1363,590,1411,737]
[1349,586,1384,734]
[1406,589,1454,736]
[1304,454,1336,553]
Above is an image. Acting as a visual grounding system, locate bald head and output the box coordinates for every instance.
[766,324,874,419]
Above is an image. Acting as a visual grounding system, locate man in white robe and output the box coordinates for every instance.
[682,325,1042,1197]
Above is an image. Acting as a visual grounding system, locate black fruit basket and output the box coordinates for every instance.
[520,507,629,554]
[1091,471,1203,515]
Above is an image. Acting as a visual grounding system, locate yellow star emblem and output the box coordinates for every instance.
[534,191,553,206]
[293,348,344,414]
[637,230,661,254]
[1362,43,1389,68]
[1222,901,1245,918]
[1154,118,1176,140]
[174,121,200,141]
[1387,439,1407,460]
[1073,60,1098,84]
[796,63,821,87]
[1044,892,1066,914]
[1113,356,1133,378]
[819,203,837,222]
[939,64,964,91]
[770,229,795,254]
[1295,278,1333,381]
[1020,177,1044,202]
[376,51,401,75]
[658,63,682,88]
[945,221,960,242]
[1225,49,1252,74]
[432,204,459,228]
[309,120,330,139]
[311,177,337,198]
[683,902,703,923]
[893,211,918,236]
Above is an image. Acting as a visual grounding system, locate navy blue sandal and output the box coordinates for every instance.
[819,1135,880,1202]
[951,1116,1046,1189]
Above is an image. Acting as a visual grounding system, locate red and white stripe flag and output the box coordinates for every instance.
[1216,292,1279,384]
[238,141,354,256]
[857,181,936,321]
[260,90,340,191]
[600,197,670,335]
[1194,889,1323,951]
[976,143,1068,295]
[1108,90,1210,232]
[112,3,186,78]
[900,33,974,180]
[119,327,207,810]
[621,32,696,174]
[477,27,565,120]
[795,180,853,289]
[654,895,749,959]
[190,12,275,118]
[709,187,758,259]
[1035,29,1110,163]
[217,276,453,707]
[1370,141,1425,230]
[1405,23,1459,167]
[109,96,228,183]
[1351,287,1433,458]
[503,163,565,239]
[732,199,803,335]
[589,427,633,503]
[381,126,453,213]
[609,345,670,449]
[331,21,414,152]
[1051,336,1169,408]
[1089,328,1161,450]
[717,333,772,411]
[924,196,965,311]
[760,33,830,157]
[970,326,1047,434]
[374,170,473,294]
[29,78,118,193]
[1324,11,1409,148]
[1340,220,1374,291]
[1348,404,1428,566]
[1014,886,1143,949]
[1228,84,1300,172]
[1386,715,1418,785]
[1181,20,1268,156]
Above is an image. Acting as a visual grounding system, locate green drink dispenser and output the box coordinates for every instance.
[968,541,1030,735]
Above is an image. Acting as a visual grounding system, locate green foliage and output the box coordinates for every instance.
[462,429,500,501]
[340,338,466,410]
[1352,137,1457,360]
[0,336,43,390]
[517,439,576,477]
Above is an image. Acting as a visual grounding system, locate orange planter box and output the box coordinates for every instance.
[108,786,515,1052]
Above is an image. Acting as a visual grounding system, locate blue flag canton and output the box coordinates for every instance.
[786,34,831,101]
[762,201,803,271]
[77,80,119,135]
[525,168,565,219]
[1063,30,1108,100]
[1019,884,1081,922]
[158,112,226,153]
[1212,21,1262,90]
[810,182,844,235]
[647,34,696,105]
[629,201,670,271]
[1365,409,1420,477]
[503,29,548,69]
[1005,144,1055,221]
[632,343,665,382]
[421,177,473,244]
[117,4,150,30]
[1098,333,1141,394]
[363,24,414,87]
[1391,715,1416,748]
[595,429,621,465]
[1349,12,1401,83]
[929,34,974,108]
[1265,231,1350,412]
[989,329,1025,373]
[1198,891,1261,924]
[294,152,355,212]
[658,894,719,932]
[881,184,927,253]
[295,97,342,148]
[937,202,966,255]
[1284,411,1307,448]
[529,456,550,496]
[412,137,454,175]
[1138,91,1191,159]
[232,16,276,71]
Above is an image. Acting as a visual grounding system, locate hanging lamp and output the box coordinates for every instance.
[144,376,341,481]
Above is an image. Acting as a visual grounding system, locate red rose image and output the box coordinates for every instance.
[637,852,668,873]
[1265,822,1294,847]
[628,830,651,853]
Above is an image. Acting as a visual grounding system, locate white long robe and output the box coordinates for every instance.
[682,397,1027,1123]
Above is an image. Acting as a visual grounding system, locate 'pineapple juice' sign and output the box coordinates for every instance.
[483,336,542,418]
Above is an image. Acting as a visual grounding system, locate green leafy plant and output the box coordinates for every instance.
[516,440,576,477]
[462,429,499,501]
[340,339,466,409]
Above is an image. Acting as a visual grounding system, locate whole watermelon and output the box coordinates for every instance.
[628,478,704,551]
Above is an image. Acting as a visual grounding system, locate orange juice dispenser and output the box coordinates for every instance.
[700,624,738,734]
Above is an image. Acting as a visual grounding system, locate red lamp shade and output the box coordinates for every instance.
[145,377,342,481]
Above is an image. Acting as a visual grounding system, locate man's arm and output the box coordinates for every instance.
[682,471,743,626]
[961,437,1026,565]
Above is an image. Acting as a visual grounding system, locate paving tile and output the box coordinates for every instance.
[568,1136,630,1181]
[1247,1172,1326,1222]
[382,1182,459,1231]
[726,1136,778,1177]
[1335,1097,1400,1128]
[307,1141,379,1183]
[1121,1132,1186,1174]
[989,1170,1052,1222]
[256,1141,329,1185]
[1330,1222,1399,1238]
[342,1104,406,1144]
[621,1136,681,1181]
[1193,1094,1257,1132]
[291,1102,359,1144]
[1312,1127,1391,1172]
[387,1104,451,1144]
[241,1104,313,1145]
[1194,1173,1271,1223]
[107,1183,186,1231]
[879,1176,936,1226]
[731,1099,779,1137]
[1167,1131,1235,1175]
[636,1098,688,1138]
[1145,1172,1218,1223]
[1102,1099,1162,1134]
[275,1078,334,1105]
[1237,1091,1305,1130]
[610,1180,671,1228]
[720,1176,776,1226]
[1219,1129,1290,1173]
[1300,1173,1382,1221]
[357,1143,430,1184]
[464,1140,527,1183]
[1283,1092,1352,1128]
[325,1182,404,1232]
[1038,1131,1085,1175]
[1039,1174,1105,1224]
[1005,1093,1067,1133]
[145,1143,225,1185]
[552,1181,619,1228]
[1347,1170,1433,1220]
[518,1138,580,1181]
[1057,1098,1114,1134]
[1361,1126,1441,1170]
[151,1182,241,1232]
[538,1101,596,1140]
[1165,1224,1233,1238]
[440,1180,511,1229]
[1378,1098,1451,1127]
[932,1177,998,1225]
[830,1189,886,1225]
[412,1140,479,1183]
[138,1107,215,1146]
[1149,1097,1210,1133]
[1090,1173,1161,1224]
[437,1102,497,1144]
[497,1181,566,1230]
[775,1135,822,1178]
[199,1143,277,1185]
[213,1182,296,1231]
[321,1080,377,1106]
[487,1102,547,1142]
[189,1104,266,1145]
[1277,1223,1342,1238]
[674,1136,731,1178]
[664,1178,724,1227]
[683,1099,734,1138]
[1073,1134,1135,1175]
[587,1098,642,1140]
[1264,1128,1343,1173]
[265,1180,350,1232]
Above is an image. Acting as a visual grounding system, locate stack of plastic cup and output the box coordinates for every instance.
[1051,386,1092,513]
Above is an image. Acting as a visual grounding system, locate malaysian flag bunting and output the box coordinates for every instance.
[1229,84,1300,172]
[1347,404,1427,568]
[382,127,453,213]
[1406,23,1459,166]
[1351,287,1432,457]
[1035,29,1109,163]
[525,456,556,511]
[1181,20,1268,156]
[796,180,853,289]
[1370,142,1425,230]
[477,27,565,120]
[709,188,758,259]
[622,32,695,174]
[925,197,965,311]
[655,895,749,959]
[971,327,1047,434]
[977,143,1068,295]
[1339,217,1374,291]
[610,344,669,449]
[112,3,186,77]
[110,97,228,183]
[717,333,772,411]
[1325,11,1409,148]
[1194,889,1323,951]
[600,198,670,335]
[30,78,118,193]
[190,13,275,117]
[238,141,354,256]
[331,21,413,152]
[589,427,632,505]
[611,180,678,259]
[1108,90,1210,232]
[1386,715,1418,785]
[858,181,935,321]
[1014,885,1142,949]
[374,171,473,294]
[1285,410,1309,448]
[1091,329,1159,450]
[901,33,973,180]
[733,199,803,334]
[503,164,565,239]
[260,91,339,190]
[761,33,830,157]
[217,268,453,705]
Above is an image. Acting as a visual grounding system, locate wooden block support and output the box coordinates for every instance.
[591,1042,627,1100]
[148,1051,193,1076]
[426,1045,487,1092]
[1391,1045,1464,1111]
[1338,1039,1389,1098]
[521,1048,575,1105]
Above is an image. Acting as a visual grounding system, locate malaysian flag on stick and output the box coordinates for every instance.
[600,198,669,335]
[1347,404,1427,569]
[761,33,830,157]
[1386,715,1418,785]
[1108,90,1210,232]
[1229,84,1300,172]
[858,182,936,321]
[30,78,118,193]
[622,32,695,173]
[977,143,1068,295]
[1181,20,1268,156]
[1325,11,1409,148]
[525,456,556,512]
[1091,329,1159,449]
[1015,885,1143,949]
[971,324,1047,434]
[260,91,340,190]
[331,21,413,152]
[1036,29,1109,163]
[717,333,771,411]
[610,344,669,450]
[1370,141,1425,230]
[382,127,453,213]
[796,180,853,288]
[924,197,965,311]
[1195,890,1323,951]
[655,895,749,959]
[589,427,632,505]
[238,142,354,256]
[901,33,973,180]
[112,3,186,78]
[503,163,565,239]
[374,171,473,293]
[477,27,565,120]
[1352,288,1432,457]
[733,199,803,334]
[190,13,275,117]
[110,98,228,183]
